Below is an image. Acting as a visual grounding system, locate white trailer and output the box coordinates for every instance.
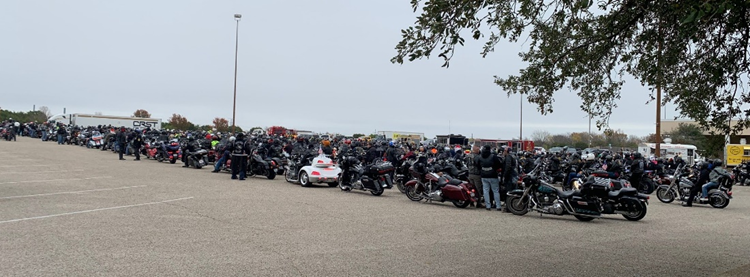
[637,143,702,165]
[48,114,162,130]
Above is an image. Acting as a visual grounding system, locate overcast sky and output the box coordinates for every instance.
[1,0,678,138]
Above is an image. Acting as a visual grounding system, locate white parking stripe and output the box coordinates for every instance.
[0,165,53,168]
[0,185,146,200]
[0,197,194,224]
[0,176,112,185]
[0,170,85,175]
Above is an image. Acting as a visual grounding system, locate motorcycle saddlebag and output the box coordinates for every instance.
[442,185,470,201]
[581,177,610,198]
[568,196,601,216]
[373,162,395,174]
[361,176,377,190]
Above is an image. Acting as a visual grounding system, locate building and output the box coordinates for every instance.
[661,120,750,143]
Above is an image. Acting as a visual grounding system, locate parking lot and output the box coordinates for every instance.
[0,138,749,276]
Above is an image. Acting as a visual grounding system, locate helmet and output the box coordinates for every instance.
[634,152,642,159]
[389,141,395,147]
[714,160,723,167]
[229,136,236,142]
[585,153,595,161]
[344,139,351,145]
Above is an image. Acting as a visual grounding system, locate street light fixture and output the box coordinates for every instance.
[232,14,242,134]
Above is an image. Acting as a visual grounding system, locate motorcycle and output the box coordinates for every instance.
[288,154,341,187]
[184,149,209,169]
[403,160,478,208]
[248,150,277,180]
[340,157,394,195]
[655,165,732,208]
[165,139,181,164]
[506,170,649,221]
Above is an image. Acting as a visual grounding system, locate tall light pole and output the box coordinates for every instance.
[232,13,242,134]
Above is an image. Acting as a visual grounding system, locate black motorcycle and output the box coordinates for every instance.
[506,172,649,221]
[248,150,277,180]
[339,156,394,196]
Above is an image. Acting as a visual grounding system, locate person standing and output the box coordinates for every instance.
[229,133,250,180]
[116,127,127,160]
[502,148,518,212]
[468,145,484,208]
[132,129,143,161]
[212,136,233,173]
[56,124,66,144]
[629,152,645,191]
[476,145,502,211]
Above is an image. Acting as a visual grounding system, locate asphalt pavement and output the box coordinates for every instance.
[0,138,749,277]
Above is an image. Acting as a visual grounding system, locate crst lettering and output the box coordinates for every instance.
[133,121,153,128]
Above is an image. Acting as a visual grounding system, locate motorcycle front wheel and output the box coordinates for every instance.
[655,188,675,203]
[396,180,406,194]
[405,186,423,201]
[266,170,276,180]
[370,184,384,196]
[506,195,529,216]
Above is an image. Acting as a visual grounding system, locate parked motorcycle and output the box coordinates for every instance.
[248,150,277,179]
[340,157,394,195]
[403,158,478,207]
[506,172,649,221]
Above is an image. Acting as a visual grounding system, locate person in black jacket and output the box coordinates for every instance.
[685,162,710,207]
[116,127,127,160]
[182,137,197,168]
[475,145,502,211]
[132,129,143,161]
[229,133,250,180]
[502,148,518,210]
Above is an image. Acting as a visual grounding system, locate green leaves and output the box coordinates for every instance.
[392,0,750,135]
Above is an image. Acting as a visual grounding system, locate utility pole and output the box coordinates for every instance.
[231,14,242,134]
[520,94,523,145]
[655,22,662,158]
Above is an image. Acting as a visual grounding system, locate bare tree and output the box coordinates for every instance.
[38,106,52,118]
[530,130,550,145]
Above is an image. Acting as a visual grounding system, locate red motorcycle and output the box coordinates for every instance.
[403,168,478,208]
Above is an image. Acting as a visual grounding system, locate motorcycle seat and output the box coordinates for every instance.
[608,187,637,198]
[557,189,581,198]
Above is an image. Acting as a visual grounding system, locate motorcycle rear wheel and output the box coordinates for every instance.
[655,188,675,203]
[405,186,423,201]
[709,195,730,209]
[506,195,529,216]
[267,170,276,180]
[299,172,311,187]
[170,158,176,164]
[622,203,647,221]
[574,215,595,222]
[370,185,384,196]
[452,200,470,208]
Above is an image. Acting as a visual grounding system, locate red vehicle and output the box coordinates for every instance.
[267,126,287,136]
[403,169,478,208]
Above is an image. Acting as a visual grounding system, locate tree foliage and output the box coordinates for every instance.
[212,117,230,132]
[393,0,750,134]
[352,133,366,138]
[0,109,47,123]
[133,109,151,118]
[168,113,193,131]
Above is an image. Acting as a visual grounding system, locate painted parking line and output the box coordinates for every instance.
[0,170,85,175]
[0,197,194,224]
[0,185,146,200]
[0,176,112,185]
[0,165,53,168]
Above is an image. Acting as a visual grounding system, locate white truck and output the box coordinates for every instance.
[48,114,162,130]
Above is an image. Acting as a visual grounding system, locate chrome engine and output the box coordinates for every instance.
[551,200,566,215]
[428,190,443,201]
